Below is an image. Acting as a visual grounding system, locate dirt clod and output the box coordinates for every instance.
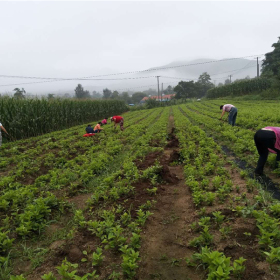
[67,245,83,262]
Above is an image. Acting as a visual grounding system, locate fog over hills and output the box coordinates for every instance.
[0,57,260,96]
[83,57,259,94]
[140,58,259,83]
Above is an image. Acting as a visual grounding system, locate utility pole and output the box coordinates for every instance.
[161,83,163,102]
[156,76,160,101]
[229,75,232,83]
[257,57,259,78]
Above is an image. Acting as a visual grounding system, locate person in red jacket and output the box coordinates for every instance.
[111,116,124,131]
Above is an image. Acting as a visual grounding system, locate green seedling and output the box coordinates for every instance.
[170,258,180,267]
[212,211,225,227]
[235,185,240,193]
[92,247,104,267]
[198,217,211,227]
[264,246,280,263]
[219,226,232,239]
[198,207,206,216]
[41,272,56,280]
[232,257,246,278]
[81,250,88,263]
[146,187,157,196]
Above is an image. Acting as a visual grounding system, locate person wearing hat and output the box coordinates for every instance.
[220,104,238,126]
[111,116,124,131]
[0,122,9,147]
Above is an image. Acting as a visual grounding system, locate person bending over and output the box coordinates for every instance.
[111,116,124,131]
[220,104,238,126]
[101,118,108,125]
[254,127,280,176]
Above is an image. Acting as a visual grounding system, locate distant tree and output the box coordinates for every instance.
[84,90,90,98]
[103,88,112,99]
[196,72,214,97]
[48,94,55,100]
[218,83,224,87]
[92,91,102,99]
[13,88,26,99]
[145,98,158,109]
[75,84,84,98]
[224,79,231,85]
[119,92,132,104]
[163,85,174,95]
[75,84,90,99]
[111,91,119,99]
[131,92,147,104]
[174,81,197,99]
[262,37,280,81]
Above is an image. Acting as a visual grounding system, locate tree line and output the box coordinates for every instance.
[206,36,280,98]
[73,84,174,104]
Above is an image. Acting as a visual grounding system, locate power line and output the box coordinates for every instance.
[230,61,255,76]
[115,81,179,92]
[58,53,266,78]
[0,75,157,81]
[1,63,259,90]
[0,75,158,87]
[0,53,265,88]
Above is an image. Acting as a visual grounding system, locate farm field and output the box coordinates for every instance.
[2,101,280,279]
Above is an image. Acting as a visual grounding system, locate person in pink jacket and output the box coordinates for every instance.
[101,118,108,125]
[254,127,280,176]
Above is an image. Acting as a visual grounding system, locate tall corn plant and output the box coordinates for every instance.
[206,78,272,99]
[0,97,128,140]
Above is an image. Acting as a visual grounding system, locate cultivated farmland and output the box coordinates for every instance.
[0,98,127,140]
[2,101,280,280]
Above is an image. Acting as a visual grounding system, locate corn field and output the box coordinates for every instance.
[0,97,127,140]
[206,77,272,98]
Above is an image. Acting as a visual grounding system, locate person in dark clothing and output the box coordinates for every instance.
[254,127,280,176]
[85,125,94,134]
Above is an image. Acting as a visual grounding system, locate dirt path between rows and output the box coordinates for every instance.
[137,115,203,280]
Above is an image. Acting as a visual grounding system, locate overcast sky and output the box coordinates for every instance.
[1,1,279,94]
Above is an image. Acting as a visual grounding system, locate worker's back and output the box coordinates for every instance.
[86,126,94,133]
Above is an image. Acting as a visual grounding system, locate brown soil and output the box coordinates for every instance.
[13,112,277,280]
[137,114,275,280]
[67,193,92,210]
[137,115,203,280]
[134,151,162,170]
[26,118,177,279]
